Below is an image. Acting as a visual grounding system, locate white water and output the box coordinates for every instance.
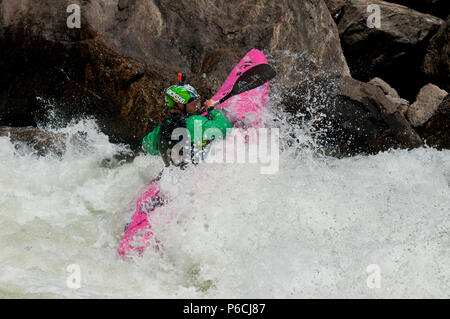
[0,116,449,298]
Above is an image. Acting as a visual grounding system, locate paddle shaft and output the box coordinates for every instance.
[205,63,276,112]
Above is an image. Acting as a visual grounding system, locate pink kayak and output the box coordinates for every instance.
[212,49,270,127]
[117,49,271,257]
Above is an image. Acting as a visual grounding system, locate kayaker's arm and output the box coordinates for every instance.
[204,99,216,108]
[142,125,161,155]
[202,109,232,139]
[143,110,231,155]
[186,109,232,143]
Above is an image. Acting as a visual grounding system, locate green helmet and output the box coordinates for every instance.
[165,84,199,108]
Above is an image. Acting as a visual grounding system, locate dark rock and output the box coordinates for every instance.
[368,77,409,114]
[415,94,450,149]
[385,96,409,115]
[0,0,349,149]
[369,77,400,98]
[324,0,444,101]
[383,0,449,19]
[332,77,423,155]
[422,16,450,92]
[285,76,423,156]
[0,113,37,127]
[0,126,66,156]
[0,18,168,149]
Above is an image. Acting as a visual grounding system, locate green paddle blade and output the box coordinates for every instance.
[218,63,276,104]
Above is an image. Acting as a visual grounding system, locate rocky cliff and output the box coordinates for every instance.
[0,0,448,155]
[0,0,348,148]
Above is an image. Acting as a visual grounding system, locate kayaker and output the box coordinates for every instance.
[142,82,232,167]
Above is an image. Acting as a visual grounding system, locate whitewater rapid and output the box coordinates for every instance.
[0,117,449,298]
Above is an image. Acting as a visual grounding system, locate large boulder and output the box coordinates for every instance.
[331,77,423,155]
[369,77,409,114]
[422,15,450,92]
[415,94,450,149]
[95,0,350,85]
[0,0,349,148]
[324,0,444,101]
[369,77,400,98]
[0,0,168,147]
[383,1,449,19]
[283,76,423,156]
[406,83,448,127]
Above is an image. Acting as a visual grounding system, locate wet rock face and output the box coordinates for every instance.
[0,0,349,149]
[322,0,449,151]
[283,76,423,156]
[0,0,168,148]
[1,0,448,155]
[0,126,66,157]
[325,0,444,101]
[328,77,423,155]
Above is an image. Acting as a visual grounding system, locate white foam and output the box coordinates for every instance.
[0,117,448,298]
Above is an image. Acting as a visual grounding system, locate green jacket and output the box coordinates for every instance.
[142,109,232,155]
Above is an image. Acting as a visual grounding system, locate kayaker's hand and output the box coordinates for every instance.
[204,99,216,108]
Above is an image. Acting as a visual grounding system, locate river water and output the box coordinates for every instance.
[0,112,449,298]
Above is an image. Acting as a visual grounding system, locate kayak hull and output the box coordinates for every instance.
[212,49,270,127]
[117,181,164,256]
